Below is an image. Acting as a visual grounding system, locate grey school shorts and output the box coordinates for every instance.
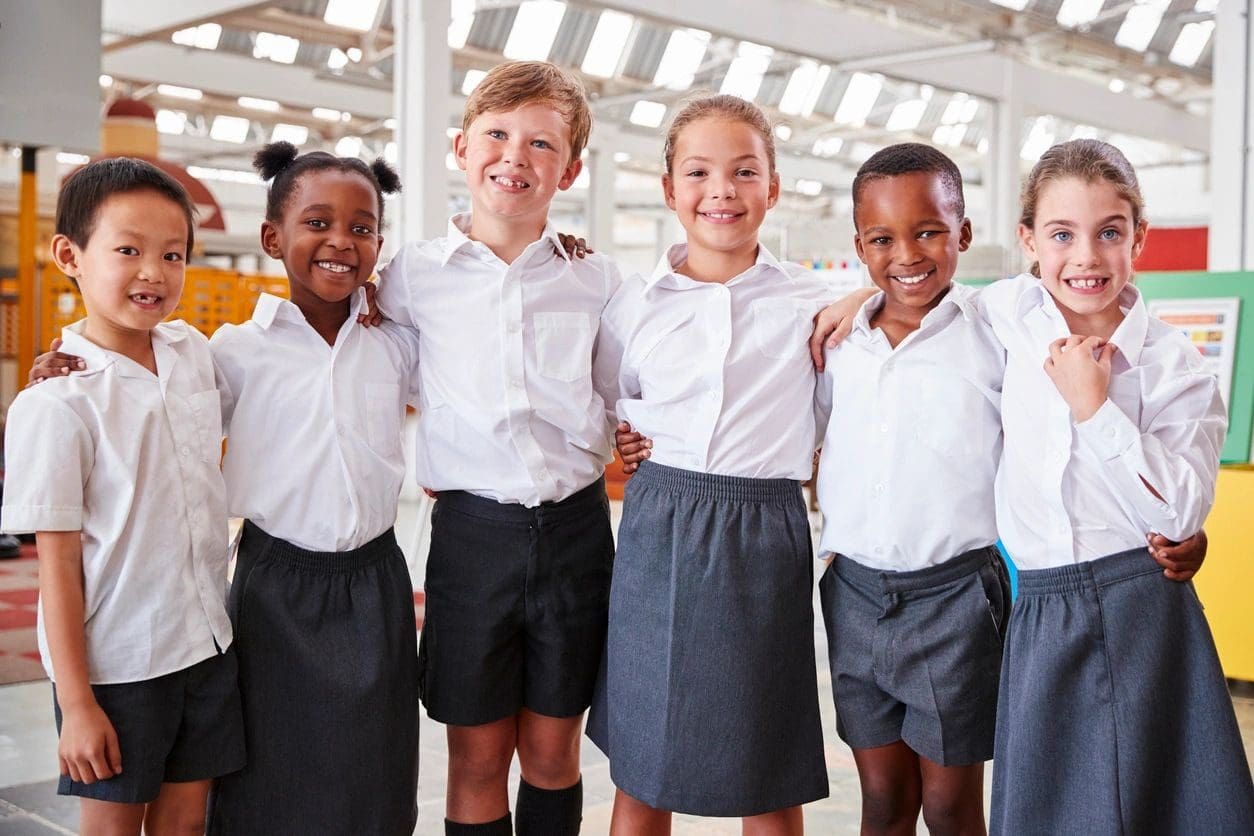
[53,648,245,804]
[819,546,1009,766]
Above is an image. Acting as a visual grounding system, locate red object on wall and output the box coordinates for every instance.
[1136,226,1208,272]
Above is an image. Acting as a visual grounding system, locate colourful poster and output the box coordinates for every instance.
[1147,297,1241,410]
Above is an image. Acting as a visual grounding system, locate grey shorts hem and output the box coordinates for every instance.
[615,774,830,818]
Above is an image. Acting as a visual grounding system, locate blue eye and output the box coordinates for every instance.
[1051,230,1072,243]
[1099,228,1119,240]
[488,129,506,140]
[531,139,551,149]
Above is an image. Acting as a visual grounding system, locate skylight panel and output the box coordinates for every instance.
[155,110,187,135]
[629,100,668,128]
[1169,20,1215,66]
[989,0,1029,9]
[1056,0,1103,28]
[211,115,252,143]
[172,23,221,50]
[811,136,843,157]
[654,28,711,90]
[795,178,823,196]
[238,96,279,112]
[461,69,487,95]
[833,73,882,126]
[1020,116,1055,161]
[449,0,475,49]
[885,98,927,132]
[324,0,382,32]
[582,10,633,78]
[271,123,309,145]
[503,1,565,61]
[941,93,978,125]
[157,84,202,100]
[1115,0,1169,52]
[720,42,773,101]
[254,32,300,64]
[778,60,831,117]
[335,136,363,157]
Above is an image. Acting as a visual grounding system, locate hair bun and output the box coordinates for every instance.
[253,141,301,181]
[370,158,402,195]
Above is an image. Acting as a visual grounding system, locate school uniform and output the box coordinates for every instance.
[815,283,1010,767]
[983,273,1254,835]
[376,214,621,726]
[206,289,422,836]
[585,244,830,817]
[0,320,244,804]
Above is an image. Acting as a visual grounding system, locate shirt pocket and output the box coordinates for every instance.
[364,382,404,457]
[912,375,990,460]
[751,298,814,361]
[186,390,224,464]
[534,312,593,383]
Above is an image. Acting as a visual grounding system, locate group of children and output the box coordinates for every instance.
[3,56,1253,836]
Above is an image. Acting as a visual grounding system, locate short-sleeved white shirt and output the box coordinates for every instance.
[1,320,232,684]
[376,213,621,506]
[593,244,835,480]
[211,288,421,552]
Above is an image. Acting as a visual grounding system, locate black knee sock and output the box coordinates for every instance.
[445,813,512,836]
[515,777,583,836]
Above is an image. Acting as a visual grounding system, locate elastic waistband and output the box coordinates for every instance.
[436,476,607,523]
[632,460,802,505]
[835,545,1000,596]
[1015,548,1158,596]
[240,521,399,573]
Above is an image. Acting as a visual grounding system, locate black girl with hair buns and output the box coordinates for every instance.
[253,140,401,225]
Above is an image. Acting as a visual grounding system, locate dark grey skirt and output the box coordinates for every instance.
[990,548,1254,835]
[207,522,420,836]
[587,461,828,817]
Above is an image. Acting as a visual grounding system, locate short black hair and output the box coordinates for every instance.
[852,143,966,224]
[55,157,197,256]
[254,141,402,224]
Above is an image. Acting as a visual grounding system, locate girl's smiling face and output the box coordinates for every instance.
[261,168,383,306]
[1018,175,1147,335]
[662,117,779,266]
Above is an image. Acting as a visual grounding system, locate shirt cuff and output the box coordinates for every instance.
[1075,399,1138,461]
[0,505,82,533]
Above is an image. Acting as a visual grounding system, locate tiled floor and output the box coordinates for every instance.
[2,496,1252,835]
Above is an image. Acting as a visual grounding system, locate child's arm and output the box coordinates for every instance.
[27,338,86,385]
[809,288,877,370]
[38,530,122,785]
[614,423,651,474]
[1148,530,1207,581]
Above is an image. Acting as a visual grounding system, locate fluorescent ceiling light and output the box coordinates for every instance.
[461,69,487,95]
[834,73,882,126]
[335,136,363,157]
[1056,0,1103,28]
[1020,116,1055,161]
[1169,21,1215,67]
[773,124,792,141]
[211,115,252,143]
[654,28,711,90]
[503,1,565,61]
[346,47,362,62]
[613,151,631,163]
[324,0,381,31]
[254,32,300,64]
[811,136,843,157]
[56,152,90,165]
[172,23,221,50]
[155,110,187,135]
[1070,124,1100,140]
[313,107,344,121]
[629,100,667,129]
[941,93,978,125]
[238,96,280,112]
[720,41,773,101]
[158,83,202,100]
[1115,0,1169,52]
[778,60,831,117]
[448,0,475,49]
[885,98,927,132]
[270,123,309,145]
[1108,78,1126,93]
[99,74,113,87]
[327,48,349,70]
[582,10,633,78]
[989,0,1029,9]
[187,165,261,185]
[795,179,823,196]
[931,123,967,147]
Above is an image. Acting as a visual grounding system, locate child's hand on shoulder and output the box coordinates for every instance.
[1043,335,1116,423]
[57,700,122,784]
[615,421,651,474]
[356,281,385,328]
[27,338,85,386]
[809,288,877,370]
[1148,529,1207,582]
[556,233,591,260]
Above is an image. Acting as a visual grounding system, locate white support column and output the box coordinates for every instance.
[393,0,451,245]
[586,149,617,254]
[988,63,1025,276]
[1209,0,1254,271]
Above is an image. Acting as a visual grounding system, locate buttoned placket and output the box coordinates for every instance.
[693,282,733,471]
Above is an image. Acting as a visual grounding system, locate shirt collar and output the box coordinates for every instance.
[1013,273,1147,364]
[60,319,187,380]
[439,212,570,267]
[849,282,975,342]
[645,243,787,290]
[250,286,366,330]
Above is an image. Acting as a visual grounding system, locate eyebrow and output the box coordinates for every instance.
[116,228,188,246]
[1043,214,1129,227]
[679,154,762,165]
[861,219,949,234]
[299,203,378,220]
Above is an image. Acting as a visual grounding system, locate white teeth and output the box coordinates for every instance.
[493,176,528,189]
[1067,278,1104,289]
[316,261,353,273]
[893,272,929,285]
[703,212,738,219]
[130,294,160,304]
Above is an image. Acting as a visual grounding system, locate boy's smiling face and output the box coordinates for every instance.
[454,102,582,229]
[853,171,971,315]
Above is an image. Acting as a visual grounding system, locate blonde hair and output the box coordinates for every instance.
[461,61,592,164]
[1020,139,1145,229]
[663,94,776,174]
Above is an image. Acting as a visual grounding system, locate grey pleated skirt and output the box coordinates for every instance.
[587,460,828,817]
[990,548,1254,835]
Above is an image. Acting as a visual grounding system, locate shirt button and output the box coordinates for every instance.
[1104,426,1116,438]
[337,424,346,436]
[874,483,885,494]
[879,423,889,433]
[180,446,191,457]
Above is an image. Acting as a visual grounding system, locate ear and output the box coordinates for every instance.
[452,131,469,172]
[556,156,583,192]
[49,233,81,278]
[958,217,973,252]
[766,171,781,209]
[662,173,676,211]
[260,220,283,260]
[853,230,867,264]
[376,233,384,253]
[1130,219,1148,261]
[1016,222,1038,264]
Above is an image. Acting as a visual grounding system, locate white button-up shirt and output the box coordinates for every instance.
[815,283,1005,570]
[593,244,834,479]
[376,213,620,506]
[983,274,1227,570]
[1,321,232,684]
[211,288,420,552]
